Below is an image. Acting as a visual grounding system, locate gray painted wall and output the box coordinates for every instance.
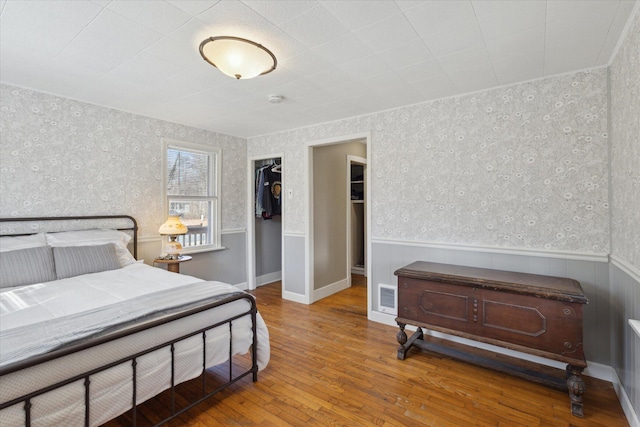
[147,231,247,285]
[255,215,282,277]
[284,234,305,296]
[610,264,640,420]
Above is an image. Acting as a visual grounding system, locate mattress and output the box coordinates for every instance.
[0,263,270,426]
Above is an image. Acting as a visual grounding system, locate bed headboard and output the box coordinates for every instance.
[0,215,139,259]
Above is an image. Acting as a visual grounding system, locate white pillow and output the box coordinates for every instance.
[45,229,136,267]
[0,233,47,252]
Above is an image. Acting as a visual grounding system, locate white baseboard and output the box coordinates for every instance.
[613,369,640,427]
[282,290,308,304]
[582,361,613,382]
[312,277,349,302]
[368,309,396,325]
[256,271,282,287]
[351,266,365,275]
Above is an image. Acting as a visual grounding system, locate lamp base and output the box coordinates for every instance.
[165,238,183,260]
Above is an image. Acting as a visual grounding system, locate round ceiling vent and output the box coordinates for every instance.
[268,95,283,104]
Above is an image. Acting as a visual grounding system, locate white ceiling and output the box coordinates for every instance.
[0,0,637,138]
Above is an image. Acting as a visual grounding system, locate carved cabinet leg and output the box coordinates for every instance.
[397,324,425,360]
[566,365,586,417]
[396,323,408,360]
[397,323,407,345]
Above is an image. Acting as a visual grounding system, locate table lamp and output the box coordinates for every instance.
[159,215,188,260]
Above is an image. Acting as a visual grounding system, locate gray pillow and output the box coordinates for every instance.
[53,243,121,280]
[0,246,56,288]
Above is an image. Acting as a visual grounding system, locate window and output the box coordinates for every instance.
[163,139,221,252]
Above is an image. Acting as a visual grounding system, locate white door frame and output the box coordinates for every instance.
[305,132,371,304]
[246,153,284,292]
[347,154,367,280]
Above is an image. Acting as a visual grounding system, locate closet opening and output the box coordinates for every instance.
[247,156,283,291]
[348,155,366,277]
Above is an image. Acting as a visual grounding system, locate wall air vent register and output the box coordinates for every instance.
[378,283,397,315]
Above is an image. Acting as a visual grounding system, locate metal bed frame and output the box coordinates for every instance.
[0,215,139,259]
[0,216,259,426]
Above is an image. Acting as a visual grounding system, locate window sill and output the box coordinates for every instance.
[181,246,226,255]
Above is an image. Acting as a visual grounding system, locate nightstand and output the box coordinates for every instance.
[153,255,192,273]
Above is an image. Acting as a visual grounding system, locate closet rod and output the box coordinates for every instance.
[255,157,281,168]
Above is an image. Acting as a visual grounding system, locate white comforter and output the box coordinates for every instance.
[0,263,270,426]
[1,262,206,328]
[1,263,269,367]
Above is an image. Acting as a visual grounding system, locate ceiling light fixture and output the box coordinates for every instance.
[199,36,277,80]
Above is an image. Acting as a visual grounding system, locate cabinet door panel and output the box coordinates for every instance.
[419,289,469,322]
[398,278,475,332]
[479,289,585,360]
[482,299,546,337]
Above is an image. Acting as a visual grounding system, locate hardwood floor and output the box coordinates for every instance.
[108,276,628,426]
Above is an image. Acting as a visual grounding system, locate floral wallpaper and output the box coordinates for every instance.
[0,84,246,237]
[611,8,640,271]
[1,65,614,256]
[249,68,610,254]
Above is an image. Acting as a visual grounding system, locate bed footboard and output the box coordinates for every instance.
[0,292,259,427]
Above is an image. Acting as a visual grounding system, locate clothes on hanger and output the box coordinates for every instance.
[255,161,281,219]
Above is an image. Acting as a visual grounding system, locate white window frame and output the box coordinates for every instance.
[162,138,222,253]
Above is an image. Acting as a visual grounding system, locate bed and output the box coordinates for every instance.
[0,215,270,426]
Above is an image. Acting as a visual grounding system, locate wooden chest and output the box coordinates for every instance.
[394,261,588,417]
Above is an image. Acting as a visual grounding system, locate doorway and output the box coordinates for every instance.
[348,155,366,277]
[306,134,369,304]
[246,154,283,292]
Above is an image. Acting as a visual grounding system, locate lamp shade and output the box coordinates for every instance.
[158,216,188,235]
[199,36,277,80]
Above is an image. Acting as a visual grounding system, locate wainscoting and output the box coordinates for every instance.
[283,233,306,302]
[138,230,247,285]
[610,258,640,426]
